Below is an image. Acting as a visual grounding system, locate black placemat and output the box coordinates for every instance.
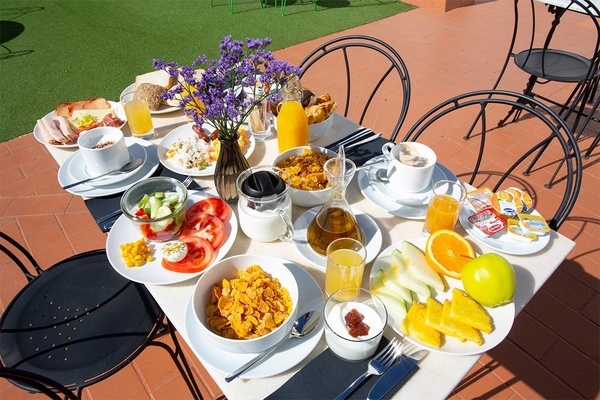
[342,136,391,167]
[266,338,391,400]
[84,167,201,232]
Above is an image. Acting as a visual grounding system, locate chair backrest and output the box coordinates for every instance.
[298,35,411,142]
[401,89,582,231]
[1,366,78,400]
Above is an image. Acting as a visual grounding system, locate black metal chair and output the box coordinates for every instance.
[494,0,600,132]
[1,366,78,400]
[0,232,202,399]
[401,90,583,231]
[298,35,411,142]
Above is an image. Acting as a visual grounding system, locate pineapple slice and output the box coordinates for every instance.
[402,301,442,348]
[440,300,483,345]
[450,288,493,334]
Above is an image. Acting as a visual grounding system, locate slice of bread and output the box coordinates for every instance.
[402,301,442,348]
[450,289,493,334]
[440,300,483,345]
[135,70,175,90]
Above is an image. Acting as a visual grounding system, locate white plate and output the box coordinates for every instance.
[121,83,180,115]
[66,144,147,187]
[370,237,515,356]
[357,162,457,220]
[33,101,127,148]
[157,123,256,177]
[364,155,447,206]
[459,204,551,255]
[57,138,159,197]
[183,259,324,378]
[106,191,238,285]
[292,206,383,270]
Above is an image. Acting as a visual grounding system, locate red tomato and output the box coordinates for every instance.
[181,213,225,250]
[161,236,215,273]
[186,198,231,222]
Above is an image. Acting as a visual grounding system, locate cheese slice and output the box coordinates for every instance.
[70,109,114,127]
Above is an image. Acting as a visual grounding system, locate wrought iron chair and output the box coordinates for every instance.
[298,35,411,143]
[401,90,582,231]
[1,366,78,400]
[0,232,202,399]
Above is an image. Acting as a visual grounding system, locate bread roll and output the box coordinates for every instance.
[134,83,165,110]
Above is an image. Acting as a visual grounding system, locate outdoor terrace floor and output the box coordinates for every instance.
[1,0,598,399]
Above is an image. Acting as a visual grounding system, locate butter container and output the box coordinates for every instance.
[466,187,495,212]
[491,189,519,217]
[506,187,533,212]
[468,207,508,236]
[518,213,551,235]
[507,218,537,242]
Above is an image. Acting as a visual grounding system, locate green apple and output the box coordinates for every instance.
[461,253,516,307]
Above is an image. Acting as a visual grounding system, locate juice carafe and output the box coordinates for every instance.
[277,76,308,153]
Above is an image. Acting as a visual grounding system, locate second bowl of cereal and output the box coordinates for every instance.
[192,254,299,354]
[274,146,336,207]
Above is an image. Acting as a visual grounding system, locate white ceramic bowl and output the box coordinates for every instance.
[308,112,333,142]
[192,254,299,354]
[273,146,336,207]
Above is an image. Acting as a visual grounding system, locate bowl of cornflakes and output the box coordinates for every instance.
[192,254,299,354]
[274,146,336,207]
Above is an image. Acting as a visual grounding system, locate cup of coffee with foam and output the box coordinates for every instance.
[77,127,129,176]
[381,142,437,193]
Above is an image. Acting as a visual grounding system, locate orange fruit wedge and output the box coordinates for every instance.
[425,229,476,279]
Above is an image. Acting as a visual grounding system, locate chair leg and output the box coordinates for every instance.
[498,75,537,127]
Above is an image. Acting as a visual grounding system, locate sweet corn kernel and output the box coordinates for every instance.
[120,238,154,267]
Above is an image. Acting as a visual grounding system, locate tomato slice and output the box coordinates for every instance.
[181,212,225,250]
[186,198,232,222]
[161,236,215,273]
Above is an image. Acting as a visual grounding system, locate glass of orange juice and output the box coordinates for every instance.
[423,180,467,236]
[120,90,155,140]
[325,238,367,297]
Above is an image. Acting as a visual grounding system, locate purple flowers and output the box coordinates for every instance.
[153,36,302,140]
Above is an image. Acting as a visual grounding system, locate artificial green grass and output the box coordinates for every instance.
[0,0,413,142]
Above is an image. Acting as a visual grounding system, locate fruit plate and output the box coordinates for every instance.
[369,237,515,356]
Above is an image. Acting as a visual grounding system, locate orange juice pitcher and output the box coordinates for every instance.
[277,76,308,153]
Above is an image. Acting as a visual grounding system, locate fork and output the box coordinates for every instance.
[335,337,402,400]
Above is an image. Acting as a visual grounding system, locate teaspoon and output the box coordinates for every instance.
[224,310,321,382]
[62,158,143,189]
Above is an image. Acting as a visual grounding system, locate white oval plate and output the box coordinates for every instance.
[370,237,515,356]
[459,204,551,255]
[105,191,237,285]
[157,123,255,177]
[292,206,383,270]
[67,144,147,187]
[57,138,159,197]
[358,161,457,220]
[33,101,127,148]
[184,258,324,378]
[120,83,180,115]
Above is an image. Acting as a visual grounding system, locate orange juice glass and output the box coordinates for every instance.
[325,238,366,297]
[120,90,155,140]
[423,180,467,235]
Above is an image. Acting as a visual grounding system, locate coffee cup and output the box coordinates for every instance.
[77,127,129,176]
[381,142,437,193]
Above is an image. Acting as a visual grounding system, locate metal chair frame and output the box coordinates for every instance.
[1,366,78,400]
[298,35,411,143]
[0,232,202,399]
[401,89,583,231]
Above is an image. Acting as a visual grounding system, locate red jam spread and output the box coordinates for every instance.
[345,308,370,337]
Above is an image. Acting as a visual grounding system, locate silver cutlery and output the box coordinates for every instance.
[367,347,428,400]
[328,128,373,153]
[225,310,321,383]
[344,133,383,151]
[62,158,143,190]
[335,337,402,400]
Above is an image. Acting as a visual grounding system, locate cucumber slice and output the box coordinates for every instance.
[163,193,180,205]
[148,196,162,219]
[154,192,165,199]
[137,194,150,209]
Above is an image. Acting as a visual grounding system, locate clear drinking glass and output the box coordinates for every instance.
[423,180,467,236]
[120,90,155,140]
[325,237,367,297]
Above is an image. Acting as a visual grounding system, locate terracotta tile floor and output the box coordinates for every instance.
[1,1,598,399]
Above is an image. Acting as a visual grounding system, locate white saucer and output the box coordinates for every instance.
[183,259,324,379]
[459,204,551,255]
[57,138,159,198]
[358,162,457,220]
[121,83,180,114]
[67,145,146,187]
[292,206,383,270]
[366,155,446,206]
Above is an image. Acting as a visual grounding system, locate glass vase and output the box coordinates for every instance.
[214,133,250,203]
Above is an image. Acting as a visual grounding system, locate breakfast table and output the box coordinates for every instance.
[44,110,576,400]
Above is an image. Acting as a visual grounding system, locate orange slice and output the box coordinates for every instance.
[425,229,476,279]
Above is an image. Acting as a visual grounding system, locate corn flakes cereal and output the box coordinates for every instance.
[276,149,331,191]
[206,265,293,340]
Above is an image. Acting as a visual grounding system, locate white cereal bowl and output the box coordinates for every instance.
[273,145,336,207]
[192,254,299,354]
[308,113,333,142]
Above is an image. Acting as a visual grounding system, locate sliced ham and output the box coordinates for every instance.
[56,116,78,143]
[40,116,67,144]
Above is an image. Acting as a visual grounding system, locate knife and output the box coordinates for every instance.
[367,349,428,400]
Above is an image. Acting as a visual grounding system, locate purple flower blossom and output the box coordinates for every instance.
[153,36,302,140]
